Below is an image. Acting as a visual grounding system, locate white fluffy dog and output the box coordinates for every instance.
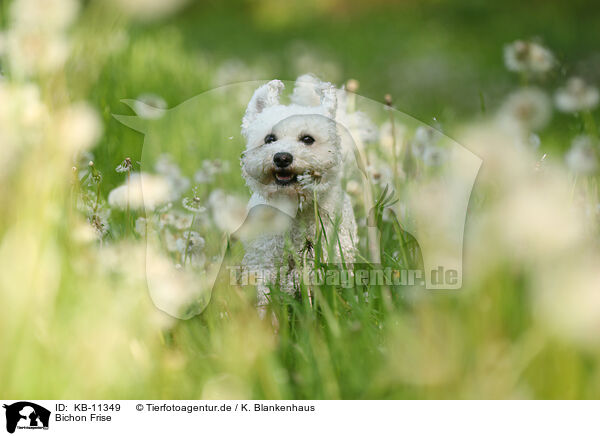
[239,75,360,306]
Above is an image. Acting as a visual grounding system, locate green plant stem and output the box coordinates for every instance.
[582,110,598,138]
[183,214,196,266]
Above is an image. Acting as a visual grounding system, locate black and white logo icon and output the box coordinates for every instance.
[3,402,50,434]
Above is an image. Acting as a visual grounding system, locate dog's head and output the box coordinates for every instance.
[240,77,342,200]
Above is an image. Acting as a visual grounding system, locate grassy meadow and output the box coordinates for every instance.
[1,0,600,400]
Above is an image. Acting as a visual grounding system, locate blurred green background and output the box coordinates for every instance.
[88,0,600,188]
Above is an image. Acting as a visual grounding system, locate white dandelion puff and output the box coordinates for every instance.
[57,102,103,153]
[208,189,246,233]
[10,0,80,32]
[116,157,133,173]
[180,230,205,254]
[154,154,190,199]
[193,159,230,184]
[503,40,555,74]
[422,145,449,167]
[108,172,170,211]
[565,135,598,175]
[497,87,552,132]
[555,77,599,113]
[182,196,206,214]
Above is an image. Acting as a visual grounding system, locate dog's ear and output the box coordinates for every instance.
[291,74,321,107]
[242,80,284,137]
[319,82,337,119]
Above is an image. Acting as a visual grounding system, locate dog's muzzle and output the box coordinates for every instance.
[272,152,297,185]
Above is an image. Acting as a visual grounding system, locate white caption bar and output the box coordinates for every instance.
[1,400,597,435]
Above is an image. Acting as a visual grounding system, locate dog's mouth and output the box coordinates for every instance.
[272,168,298,186]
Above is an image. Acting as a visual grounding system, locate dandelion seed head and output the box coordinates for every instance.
[497,87,552,133]
[208,189,246,233]
[421,145,448,167]
[5,29,71,76]
[11,0,80,32]
[565,135,598,175]
[116,157,133,173]
[555,77,599,113]
[154,154,190,199]
[194,159,230,184]
[182,196,206,214]
[108,172,170,211]
[504,40,555,74]
[57,102,103,153]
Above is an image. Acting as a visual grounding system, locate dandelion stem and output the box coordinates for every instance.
[93,182,101,214]
[183,214,196,266]
[126,169,131,229]
[582,110,598,138]
[389,106,399,190]
[313,189,320,244]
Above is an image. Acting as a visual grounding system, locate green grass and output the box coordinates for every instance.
[1,0,600,400]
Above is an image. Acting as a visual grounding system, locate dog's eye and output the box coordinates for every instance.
[300,135,315,145]
[264,133,277,144]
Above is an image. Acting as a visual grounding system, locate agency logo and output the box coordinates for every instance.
[2,402,50,434]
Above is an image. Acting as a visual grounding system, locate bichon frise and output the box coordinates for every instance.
[239,75,367,307]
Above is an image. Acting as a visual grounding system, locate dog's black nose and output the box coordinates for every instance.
[273,152,293,168]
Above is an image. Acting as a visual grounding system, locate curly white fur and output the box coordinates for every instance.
[240,75,361,307]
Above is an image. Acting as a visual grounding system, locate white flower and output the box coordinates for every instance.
[555,77,599,113]
[5,29,70,76]
[10,0,79,32]
[0,82,48,177]
[565,135,598,174]
[154,154,190,199]
[182,196,206,214]
[335,94,378,144]
[116,158,133,173]
[421,145,448,167]
[57,102,103,153]
[208,189,246,233]
[411,126,441,160]
[503,40,555,74]
[108,172,170,211]
[366,160,394,188]
[497,87,552,132]
[160,210,193,230]
[193,159,230,184]
[179,231,205,254]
